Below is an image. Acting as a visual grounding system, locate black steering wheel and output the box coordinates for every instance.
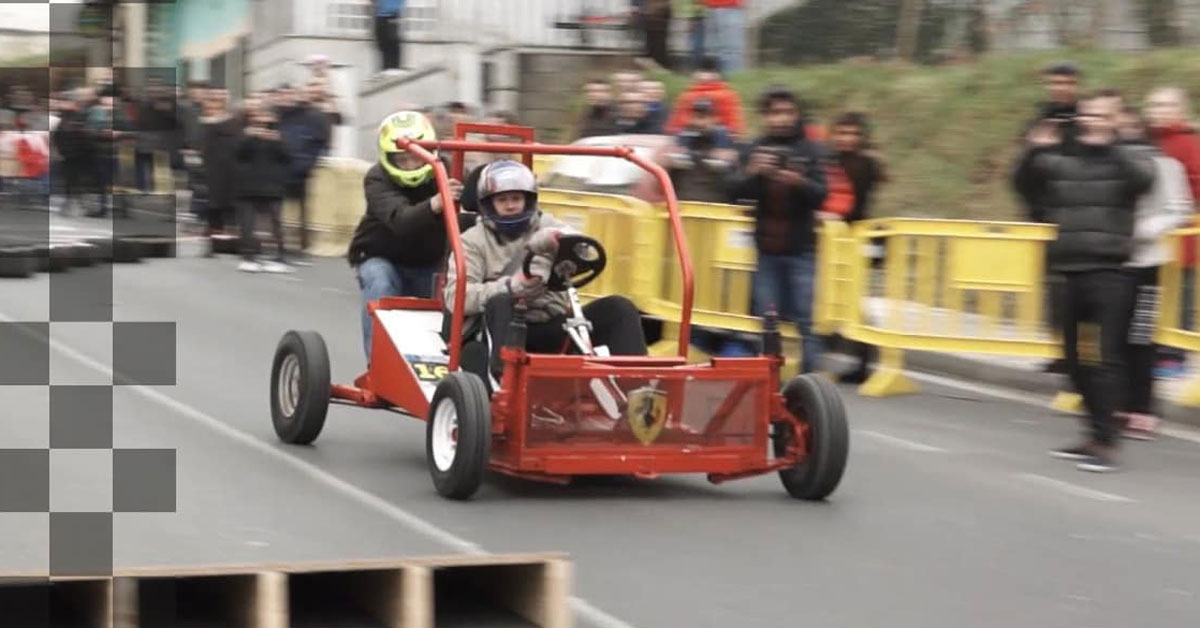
[523,234,607,291]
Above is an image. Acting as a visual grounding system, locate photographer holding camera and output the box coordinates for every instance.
[664,99,737,202]
[732,86,828,374]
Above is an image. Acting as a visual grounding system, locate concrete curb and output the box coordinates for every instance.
[897,349,1200,430]
[904,350,1067,397]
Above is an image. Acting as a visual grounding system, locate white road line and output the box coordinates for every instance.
[319,286,356,296]
[1159,425,1200,446]
[900,369,1200,448]
[854,429,947,453]
[901,369,1057,408]
[1014,473,1135,503]
[0,311,639,628]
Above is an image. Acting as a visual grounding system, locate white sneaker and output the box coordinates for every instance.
[237,260,263,273]
[261,260,294,274]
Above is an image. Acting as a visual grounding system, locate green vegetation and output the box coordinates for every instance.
[653,48,1200,220]
[0,53,49,67]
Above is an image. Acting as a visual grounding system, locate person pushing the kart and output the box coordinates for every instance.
[348,110,470,361]
[443,159,647,382]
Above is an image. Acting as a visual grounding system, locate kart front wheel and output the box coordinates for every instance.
[427,373,491,500]
[270,330,331,445]
[776,374,850,500]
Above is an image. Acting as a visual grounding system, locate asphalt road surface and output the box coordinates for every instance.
[2,235,1200,628]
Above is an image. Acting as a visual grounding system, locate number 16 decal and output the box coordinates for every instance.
[412,362,450,382]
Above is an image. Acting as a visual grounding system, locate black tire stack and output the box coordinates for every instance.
[0,234,171,280]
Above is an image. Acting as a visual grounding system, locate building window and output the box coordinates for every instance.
[326,0,371,36]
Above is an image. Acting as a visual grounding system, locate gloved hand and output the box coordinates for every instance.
[507,272,546,300]
[507,254,552,299]
[527,227,565,257]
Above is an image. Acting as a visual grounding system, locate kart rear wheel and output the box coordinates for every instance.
[270,330,331,445]
[775,374,849,500]
[426,373,491,500]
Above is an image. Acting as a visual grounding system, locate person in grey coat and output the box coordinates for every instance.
[1113,106,1193,440]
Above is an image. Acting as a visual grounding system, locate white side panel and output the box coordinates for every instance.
[377,309,449,401]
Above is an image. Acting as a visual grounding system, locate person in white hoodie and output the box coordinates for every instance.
[1115,106,1194,440]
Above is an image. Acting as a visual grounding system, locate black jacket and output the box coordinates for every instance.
[731,131,829,255]
[348,164,475,268]
[235,133,291,199]
[1014,142,1156,272]
[279,105,331,182]
[53,109,90,162]
[1014,101,1080,222]
[201,115,243,209]
[838,150,886,223]
[579,105,613,139]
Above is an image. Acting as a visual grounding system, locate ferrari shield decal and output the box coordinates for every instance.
[627,385,668,445]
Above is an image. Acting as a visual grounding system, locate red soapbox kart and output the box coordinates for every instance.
[269,125,849,500]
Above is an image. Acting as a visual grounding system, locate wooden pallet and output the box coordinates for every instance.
[0,553,570,628]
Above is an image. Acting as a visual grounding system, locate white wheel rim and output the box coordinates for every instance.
[278,353,301,418]
[431,398,459,472]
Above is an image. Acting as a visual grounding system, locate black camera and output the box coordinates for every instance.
[754,146,811,174]
[678,127,717,154]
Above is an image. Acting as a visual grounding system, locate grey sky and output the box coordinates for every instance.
[0,0,85,33]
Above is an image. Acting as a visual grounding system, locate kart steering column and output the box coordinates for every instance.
[394,136,467,372]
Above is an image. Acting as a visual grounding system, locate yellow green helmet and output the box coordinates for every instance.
[378,110,437,187]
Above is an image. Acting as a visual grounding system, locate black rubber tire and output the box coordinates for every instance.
[211,234,240,255]
[0,246,36,278]
[129,236,175,258]
[426,372,491,500]
[270,330,331,445]
[776,374,850,501]
[31,245,50,273]
[112,238,145,263]
[44,245,72,273]
[76,244,99,267]
[60,243,97,268]
[84,238,114,262]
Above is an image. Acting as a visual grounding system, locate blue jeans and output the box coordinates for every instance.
[689,16,706,70]
[704,7,744,73]
[356,257,438,360]
[135,150,154,192]
[753,252,823,373]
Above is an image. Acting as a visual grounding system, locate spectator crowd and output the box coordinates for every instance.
[3,64,346,273]
[569,57,1200,471]
[5,47,1197,473]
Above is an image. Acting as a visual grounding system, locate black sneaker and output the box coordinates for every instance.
[1050,444,1092,460]
[1043,359,1067,374]
[839,369,870,385]
[1077,451,1119,473]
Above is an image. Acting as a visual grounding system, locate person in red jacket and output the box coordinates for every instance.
[1145,86,1200,376]
[664,56,745,137]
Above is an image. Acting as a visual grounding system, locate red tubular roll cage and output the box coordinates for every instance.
[393,134,695,371]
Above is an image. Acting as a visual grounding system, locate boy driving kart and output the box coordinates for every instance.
[443,160,647,382]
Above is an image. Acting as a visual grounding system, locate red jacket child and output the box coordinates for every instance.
[665,74,746,137]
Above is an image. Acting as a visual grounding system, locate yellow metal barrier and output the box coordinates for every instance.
[819,218,1061,397]
[1154,227,1200,406]
[646,201,778,334]
[538,189,661,303]
[286,158,373,256]
[533,154,557,181]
